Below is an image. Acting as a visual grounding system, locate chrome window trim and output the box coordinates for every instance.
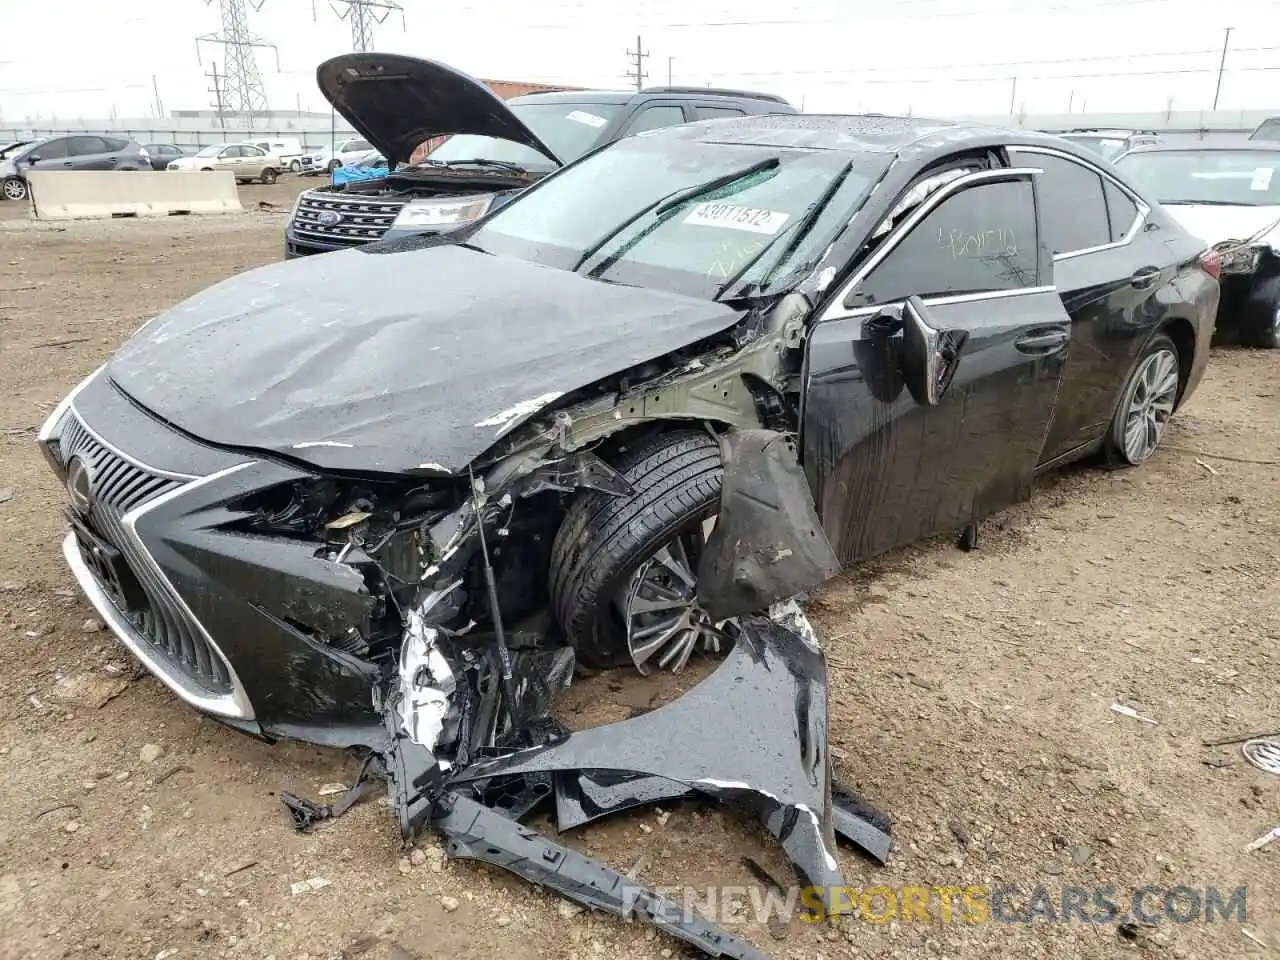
[818,166,1045,325]
[1007,144,1149,260]
[832,285,1060,321]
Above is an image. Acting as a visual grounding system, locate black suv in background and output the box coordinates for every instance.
[284,54,797,257]
[0,135,152,202]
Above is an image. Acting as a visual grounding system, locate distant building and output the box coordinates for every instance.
[407,77,582,165]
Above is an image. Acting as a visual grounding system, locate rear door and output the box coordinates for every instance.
[1008,146,1168,461]
[803,168,1069,563]
[65,136,111,170]
[239,145,268,177]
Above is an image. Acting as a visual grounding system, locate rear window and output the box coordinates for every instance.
[1250,119,1280,141]
[424,101,626,172]
[1114,149,1280,207]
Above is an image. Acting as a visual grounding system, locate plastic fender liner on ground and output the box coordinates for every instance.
[28,171,242,221]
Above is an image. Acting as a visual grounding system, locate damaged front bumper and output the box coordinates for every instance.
[362,616,891,959]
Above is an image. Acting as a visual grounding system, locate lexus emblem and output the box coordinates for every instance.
[317,210,342,226]
[66,456,94,513]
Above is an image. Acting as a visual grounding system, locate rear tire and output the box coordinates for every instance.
[260,168,278,184]
[1,176,27,201]
[550,430,724,671]
[1105,332,1180,466]
[289,160,301,173]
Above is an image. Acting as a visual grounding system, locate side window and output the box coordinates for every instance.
[695,105,746,121]
[1009,149,1109,255]
[67,136,107,156]
[627,105,688,134]
[221,146,240,158]
[847,179,1039,308]
[102,137,130,151]
[33,138,69,159]
[243,146,265,157]
[349,139,372,152]
[1103,180,1140,243]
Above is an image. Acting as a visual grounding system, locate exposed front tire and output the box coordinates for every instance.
[2,176,28,202]
[289,160,301,173]
[260,168,278,184]
[1106,332,1181,466]
[550,430,728,673]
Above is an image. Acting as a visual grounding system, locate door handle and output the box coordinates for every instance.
[1014,330,1069,353]
[1131,266,1161,289]
[62,161,74,167]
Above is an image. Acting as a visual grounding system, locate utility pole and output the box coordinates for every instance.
[329,0,405,53]
[1008,76,1017,115]
[667,56,674,86]
[195,0,280,126]
[152,75,165,119]
[626,35,649,91]
[1212,26,1233,109]
[206,62,227,129]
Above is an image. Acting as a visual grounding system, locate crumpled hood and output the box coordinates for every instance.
[107,243,742,475]
[1162,202,1280,249]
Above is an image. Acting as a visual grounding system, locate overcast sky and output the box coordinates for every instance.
[3,0,1280,121]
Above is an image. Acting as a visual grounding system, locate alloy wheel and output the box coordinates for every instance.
[615,516,733,674]
[2,178,27,201]
[1120,348,1178,464]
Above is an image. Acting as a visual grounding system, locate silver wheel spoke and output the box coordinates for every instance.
[1119,348,1178,464]
[616,513,732,674]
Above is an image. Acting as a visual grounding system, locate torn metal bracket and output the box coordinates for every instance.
[434,791,769,960]
[280,753,382,832]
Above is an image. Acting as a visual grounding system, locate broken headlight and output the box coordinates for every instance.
[393,195,494,228]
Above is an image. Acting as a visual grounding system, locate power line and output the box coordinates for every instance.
[325,0,405,52]
[195,0,279,122]
[626,34,649,90]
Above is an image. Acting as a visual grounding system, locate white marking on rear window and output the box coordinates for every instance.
[683,202,790,235]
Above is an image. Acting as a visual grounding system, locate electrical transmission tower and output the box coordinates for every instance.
[327,0,405,53]
[626,35,649,90]
[196,0,280,121]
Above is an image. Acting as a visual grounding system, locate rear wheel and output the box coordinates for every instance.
[289,159,301,173]
[260,168,278,184]
[550,430,730,673]
[2,176,28,201]
[1106,332,1180,466]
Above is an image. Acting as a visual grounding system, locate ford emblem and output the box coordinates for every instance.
[317,210,342,226]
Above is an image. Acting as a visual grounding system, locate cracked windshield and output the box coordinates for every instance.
[471,138,876,297]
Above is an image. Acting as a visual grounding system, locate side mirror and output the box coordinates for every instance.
[899,296,967,407]
[861,297,968,408]
[27,154,40,164]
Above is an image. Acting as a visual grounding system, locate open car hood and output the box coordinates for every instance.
[316,53,561,167]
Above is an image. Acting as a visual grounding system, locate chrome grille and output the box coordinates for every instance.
[291,191,405,246]
[56,412,234,695]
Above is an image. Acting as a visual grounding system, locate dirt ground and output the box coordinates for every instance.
[0,179,1276,960]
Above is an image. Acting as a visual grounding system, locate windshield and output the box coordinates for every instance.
[1250,119,1280,141]
[1062,135,1129,160]
[1115,149,1280,207]
[195,144,225,158]
[469,136,882,300]
[424,101,625,172]
[1,141,33,159]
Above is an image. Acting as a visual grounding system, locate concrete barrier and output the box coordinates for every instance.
[28,171,242,221]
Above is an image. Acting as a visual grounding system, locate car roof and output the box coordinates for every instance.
[508,87,793,109]
[639,112,1088,160]
[1119,137,1280,156]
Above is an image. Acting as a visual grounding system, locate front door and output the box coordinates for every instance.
[802,169,1070,564]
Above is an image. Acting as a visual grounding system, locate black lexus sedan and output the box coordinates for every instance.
[40,114,1218,748]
